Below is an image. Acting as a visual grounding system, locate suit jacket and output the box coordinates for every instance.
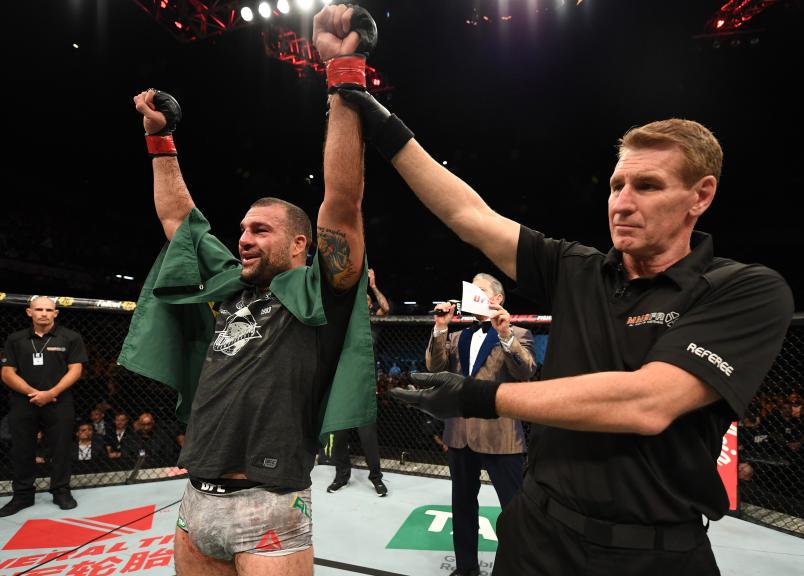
[426,324,537,453]
[106,426,138,456]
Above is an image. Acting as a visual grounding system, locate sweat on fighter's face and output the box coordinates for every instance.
[607,145,715,263]
[238,204,307,289]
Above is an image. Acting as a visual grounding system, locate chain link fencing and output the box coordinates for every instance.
[0,295,184,492]
[0,294,801,536]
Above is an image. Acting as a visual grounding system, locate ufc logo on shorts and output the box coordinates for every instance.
[200,482,226,493]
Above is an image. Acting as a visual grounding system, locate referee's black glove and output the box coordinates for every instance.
[336,88,414,162]
[389,372,500,420]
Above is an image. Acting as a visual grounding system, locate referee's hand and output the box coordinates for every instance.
[389,372,501,420]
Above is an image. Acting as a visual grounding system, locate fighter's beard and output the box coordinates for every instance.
[240,252,292,289]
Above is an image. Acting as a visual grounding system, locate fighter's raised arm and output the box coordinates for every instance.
[133,89,194,241]
[313,4,375,291]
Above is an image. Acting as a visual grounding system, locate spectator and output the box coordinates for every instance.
[738,411,763,456]
[72,423,105,463]
[367,268,392,317]
[89,408,111,438]
[789,391,802,418]
[175,422,187,449]
[132,412,178,466]
[106,412,137,460]
[772,403,803,456]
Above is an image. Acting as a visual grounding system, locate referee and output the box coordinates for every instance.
[1,295,88,516]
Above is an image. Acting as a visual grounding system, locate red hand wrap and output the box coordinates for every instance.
[326,54,367,92]
[145,134,177,157]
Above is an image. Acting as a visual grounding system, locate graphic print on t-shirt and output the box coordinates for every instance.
[213,305,263,356]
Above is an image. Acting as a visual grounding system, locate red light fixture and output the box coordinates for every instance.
[706,0,780,34]
[130,0,392,94]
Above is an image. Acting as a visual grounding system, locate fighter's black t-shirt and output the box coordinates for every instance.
[178,260,356,490]
[515,226,793,523]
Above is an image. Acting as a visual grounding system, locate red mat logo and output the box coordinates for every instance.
[3,505,156,550]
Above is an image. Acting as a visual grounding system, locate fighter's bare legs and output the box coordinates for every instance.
[175,528,237,576]
[235,547,314,576]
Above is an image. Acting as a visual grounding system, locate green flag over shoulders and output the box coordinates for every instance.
[117,208,376,443]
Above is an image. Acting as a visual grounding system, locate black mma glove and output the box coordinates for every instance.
[336,88,414,161]
[349,4,378,55]
[145,90,182,157]
[325,5,378,92]
[388,372,501,420]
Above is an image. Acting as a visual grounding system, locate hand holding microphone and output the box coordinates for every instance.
[428,299,460,315]
[430,309,451,316]
[431,302,456,329]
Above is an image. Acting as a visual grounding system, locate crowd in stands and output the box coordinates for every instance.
[738,389,804,513]
[0,373,186,480]
[11,405,186,478]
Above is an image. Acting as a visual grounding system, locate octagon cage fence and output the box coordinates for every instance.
[0,293,802,537]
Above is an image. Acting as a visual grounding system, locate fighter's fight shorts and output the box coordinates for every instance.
[177,477,313,560]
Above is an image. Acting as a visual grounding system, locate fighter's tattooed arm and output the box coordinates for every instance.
[318,226,358,290]
[317,94,365,291]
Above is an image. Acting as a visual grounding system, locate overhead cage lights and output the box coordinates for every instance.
[258,1,272,18]
[131,0,391,92]
[239,0,329,23]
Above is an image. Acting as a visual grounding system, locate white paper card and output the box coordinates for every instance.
[461,281,492,317]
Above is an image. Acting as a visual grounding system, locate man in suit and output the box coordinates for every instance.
[106,412,137,461]
[426,273,537,576]
[72,422,106,464]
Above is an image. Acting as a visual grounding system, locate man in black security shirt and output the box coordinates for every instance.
[1,295,88,516]
[355,111,794,574]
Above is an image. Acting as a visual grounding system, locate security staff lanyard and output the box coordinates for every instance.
[31,337,52,366]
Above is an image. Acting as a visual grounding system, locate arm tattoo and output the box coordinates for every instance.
[317,226,357,290]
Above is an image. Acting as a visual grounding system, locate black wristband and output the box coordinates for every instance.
[461,377,501,419]
[373,114,414,162]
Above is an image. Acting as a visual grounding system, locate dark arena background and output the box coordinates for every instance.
[2,1,804,574]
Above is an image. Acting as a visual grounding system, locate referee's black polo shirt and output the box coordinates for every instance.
[516,226,793,524]
[2,325,88,398]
